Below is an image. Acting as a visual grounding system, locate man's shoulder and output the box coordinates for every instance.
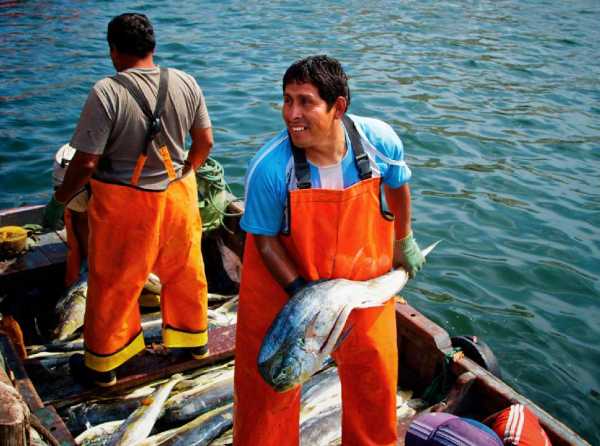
[92,76,118,92]
[246,130,291,185]
[349,114,397,139]
[348,113,402,151]
[166,67,197,84]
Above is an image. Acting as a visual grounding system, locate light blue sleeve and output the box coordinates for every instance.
[355,116,412,189]
[240,147,289,236]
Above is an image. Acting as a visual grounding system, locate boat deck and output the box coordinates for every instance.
[0,204,590,445]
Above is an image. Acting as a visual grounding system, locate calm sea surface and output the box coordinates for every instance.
[1,0,599,442]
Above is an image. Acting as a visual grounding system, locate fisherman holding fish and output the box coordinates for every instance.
[43,13,213,386]
[234,55,425,445]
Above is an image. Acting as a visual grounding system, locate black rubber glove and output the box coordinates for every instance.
[42,195,65,229]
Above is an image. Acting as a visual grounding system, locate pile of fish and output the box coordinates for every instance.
[58,360,424,446]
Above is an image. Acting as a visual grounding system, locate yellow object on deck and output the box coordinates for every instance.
[0,226,28,258]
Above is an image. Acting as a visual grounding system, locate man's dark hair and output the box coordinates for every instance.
[283,55,351,109]
[107,13,155,58]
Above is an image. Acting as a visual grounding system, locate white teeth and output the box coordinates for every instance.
[292,127,306,132]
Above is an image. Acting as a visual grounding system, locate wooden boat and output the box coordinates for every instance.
[0,203,589,445]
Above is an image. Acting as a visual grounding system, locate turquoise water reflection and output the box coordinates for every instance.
[1,1,599,442]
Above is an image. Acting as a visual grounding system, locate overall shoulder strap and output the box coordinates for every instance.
[111,67,170,154]
[342,115,372,180]
[290,141,312,190]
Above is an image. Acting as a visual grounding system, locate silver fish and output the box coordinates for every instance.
[129,426,179,446]
[160,373,233,425]
[160,404,233,446]
[204,427,232,446]
[258,241,440,392]
[107,374,183,446]
[53,271,88,341]
[207,296,238,328]
[299,367,419,446]
[75,420,123,446]
[63,362,234,435]
[65,395,149,436]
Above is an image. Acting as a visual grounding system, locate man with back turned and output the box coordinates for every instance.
[233,55,425,445]
[44,13,213,386]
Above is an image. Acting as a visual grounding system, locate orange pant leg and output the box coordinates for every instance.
[333,298,398,446]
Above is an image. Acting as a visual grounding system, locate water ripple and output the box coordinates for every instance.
[1,0,599,442]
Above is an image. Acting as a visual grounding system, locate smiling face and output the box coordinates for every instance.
[282,81,346,154]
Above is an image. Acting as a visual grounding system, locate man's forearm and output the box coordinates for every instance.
[187,127,214,170]
[254,234,300,291]
[55,151,100,203]
[384,183,412,240]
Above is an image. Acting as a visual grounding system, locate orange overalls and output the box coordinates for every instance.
[82,68,208,372]
[233,121,399,445]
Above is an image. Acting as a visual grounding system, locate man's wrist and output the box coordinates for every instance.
[284,277,308,296]
[51,193,66,206]
[395,231,413,246]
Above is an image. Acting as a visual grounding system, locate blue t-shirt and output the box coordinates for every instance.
[241,114,412,236]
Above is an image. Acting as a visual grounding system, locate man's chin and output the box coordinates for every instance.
[289,134,310,149]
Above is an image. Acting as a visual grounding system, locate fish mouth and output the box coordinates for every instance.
[258,354,302,393]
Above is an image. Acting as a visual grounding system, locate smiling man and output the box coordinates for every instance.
[233,55,425,445]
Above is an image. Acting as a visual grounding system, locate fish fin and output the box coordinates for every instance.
[330,323,354,354]
[421,240,442,258]
[315,308,347,356]
[304,311,322,341]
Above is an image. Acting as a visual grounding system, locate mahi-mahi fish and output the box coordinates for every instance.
[53,271,88,341]
[258,241,440,392]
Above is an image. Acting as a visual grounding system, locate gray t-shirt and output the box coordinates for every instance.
[70,66,211,190]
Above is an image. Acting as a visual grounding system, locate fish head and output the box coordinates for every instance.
[258,341,319,393]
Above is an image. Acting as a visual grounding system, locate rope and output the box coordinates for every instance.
[422,347,463,405]
[195,157,242,233]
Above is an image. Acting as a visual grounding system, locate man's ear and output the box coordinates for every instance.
[333,96,348,119]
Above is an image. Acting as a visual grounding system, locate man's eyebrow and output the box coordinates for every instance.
[284,92,315,99]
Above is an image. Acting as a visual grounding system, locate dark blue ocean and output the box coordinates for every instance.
[1,1,598,442]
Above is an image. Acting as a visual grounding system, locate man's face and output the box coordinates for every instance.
[282,82,339,150]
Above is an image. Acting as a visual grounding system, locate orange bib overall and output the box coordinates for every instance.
[83,171,208,372]
[234,172,399,445]
[82,68,208,372]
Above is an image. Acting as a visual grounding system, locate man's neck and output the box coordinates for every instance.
[304,121,347,166]
[117,53,155,72]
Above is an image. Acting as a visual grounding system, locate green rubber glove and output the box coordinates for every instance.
[42,195,65,229]
[394,232,425,279]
